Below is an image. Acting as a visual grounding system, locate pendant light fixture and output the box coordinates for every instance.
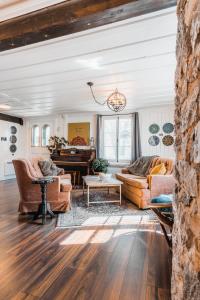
[87,82,126,112]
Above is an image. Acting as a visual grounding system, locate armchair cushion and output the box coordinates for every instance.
[60,178,72,192]
[38,159,64,176]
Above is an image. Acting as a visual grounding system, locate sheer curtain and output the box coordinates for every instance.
[96,113,141,162]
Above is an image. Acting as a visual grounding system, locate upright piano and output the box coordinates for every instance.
[51,148,96,185]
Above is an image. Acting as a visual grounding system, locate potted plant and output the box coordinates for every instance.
[92,158,109,174]
[47,136,68,153]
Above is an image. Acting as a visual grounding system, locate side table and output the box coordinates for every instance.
[32,177,55,225]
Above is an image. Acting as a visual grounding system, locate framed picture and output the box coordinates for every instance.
[68,122,90,146]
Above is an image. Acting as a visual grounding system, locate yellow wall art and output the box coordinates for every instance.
[68,122,90,146]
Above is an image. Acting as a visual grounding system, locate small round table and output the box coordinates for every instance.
[32,177,55,225]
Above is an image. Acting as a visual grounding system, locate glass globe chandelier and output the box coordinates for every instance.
[87,82,126,112]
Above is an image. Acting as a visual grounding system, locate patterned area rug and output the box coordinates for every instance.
[57,190,156,228]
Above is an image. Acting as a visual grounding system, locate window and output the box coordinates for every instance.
[42,124,50,146]
[32,125,40,146]
[102,116,132,163]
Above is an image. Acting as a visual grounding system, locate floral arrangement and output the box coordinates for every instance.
[47,136,68,153]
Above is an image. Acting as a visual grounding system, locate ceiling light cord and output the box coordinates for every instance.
[87,82,107,106]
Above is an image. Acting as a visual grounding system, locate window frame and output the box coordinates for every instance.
[31,124,40,147]
[41,124,51,147]
[101,115,132,164]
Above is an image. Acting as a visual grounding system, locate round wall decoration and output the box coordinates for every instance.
[162,135,174,146]
[148,135,160,146]
[163,123,174,134]
[149,123,160,134]
[10,144,17,153]
[10,135,17,143]
[10,126,17,134]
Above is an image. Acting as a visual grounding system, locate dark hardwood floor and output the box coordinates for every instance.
[0,180,171,300]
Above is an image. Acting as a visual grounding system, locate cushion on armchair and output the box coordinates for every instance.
[38,160,64,176]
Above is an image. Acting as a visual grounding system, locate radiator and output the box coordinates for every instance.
[4,161,15,176]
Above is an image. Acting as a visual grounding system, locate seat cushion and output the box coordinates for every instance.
[116,173,148,189]
[60,178,72,192]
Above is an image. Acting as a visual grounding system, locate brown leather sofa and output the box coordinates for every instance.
[13,158,72,213]
[116,157,175,209]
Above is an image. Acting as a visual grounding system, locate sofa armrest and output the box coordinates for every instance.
[121,168,130,174]
[150,175,175,198]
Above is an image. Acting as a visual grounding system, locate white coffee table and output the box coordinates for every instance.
[82,175,123,207]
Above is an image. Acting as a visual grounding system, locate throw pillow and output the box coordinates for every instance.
[150,163,166,175]
[38,160,64,176]
[147,163,167,187]
[127,156,158,177]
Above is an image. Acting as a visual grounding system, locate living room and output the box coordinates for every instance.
[0,1,199,300]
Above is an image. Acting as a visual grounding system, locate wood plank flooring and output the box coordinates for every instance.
[0,180,171,300]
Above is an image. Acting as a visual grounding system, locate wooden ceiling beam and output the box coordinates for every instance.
[0,0,177,52]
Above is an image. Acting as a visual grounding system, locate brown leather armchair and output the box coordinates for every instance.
[13,158,72,213]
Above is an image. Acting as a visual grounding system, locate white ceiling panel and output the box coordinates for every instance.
[0,7,177,117]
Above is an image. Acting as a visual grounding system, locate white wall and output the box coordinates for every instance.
[0,120,28,180]
[0,106,174,181]
[25,107,175,164]
[139,105,175,158]
[26,113,97,158]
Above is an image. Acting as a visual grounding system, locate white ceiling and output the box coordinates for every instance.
[0,6,177,117]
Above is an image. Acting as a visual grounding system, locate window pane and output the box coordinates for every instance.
[103,119,117,160]
[118,118,132,161]
[42,125,50,146]
[32,125,40,146]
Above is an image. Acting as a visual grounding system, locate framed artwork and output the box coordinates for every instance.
[68,122,90,146]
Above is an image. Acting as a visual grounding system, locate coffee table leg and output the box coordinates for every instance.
[119,184,121,206]
[87,185,90,207]
[83,181,85,195]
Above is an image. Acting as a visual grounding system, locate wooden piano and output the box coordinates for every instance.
[51,148,96,185]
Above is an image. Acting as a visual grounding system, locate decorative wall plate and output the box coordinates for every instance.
[162,135,174,146]
[10,144,17,153]
[149,123,160,134]
[148,135,160,146]
[10,135,17,143]
[163,123,174,134]
[10,126,17,134]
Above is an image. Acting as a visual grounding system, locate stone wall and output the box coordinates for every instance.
[172,0,200,299]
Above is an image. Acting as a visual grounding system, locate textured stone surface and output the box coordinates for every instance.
[172,1,200,299]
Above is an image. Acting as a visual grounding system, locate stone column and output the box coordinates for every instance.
[172,1,200,299]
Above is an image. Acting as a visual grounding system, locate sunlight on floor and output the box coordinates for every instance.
[81,215,144,226]
[60,228,138,245]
